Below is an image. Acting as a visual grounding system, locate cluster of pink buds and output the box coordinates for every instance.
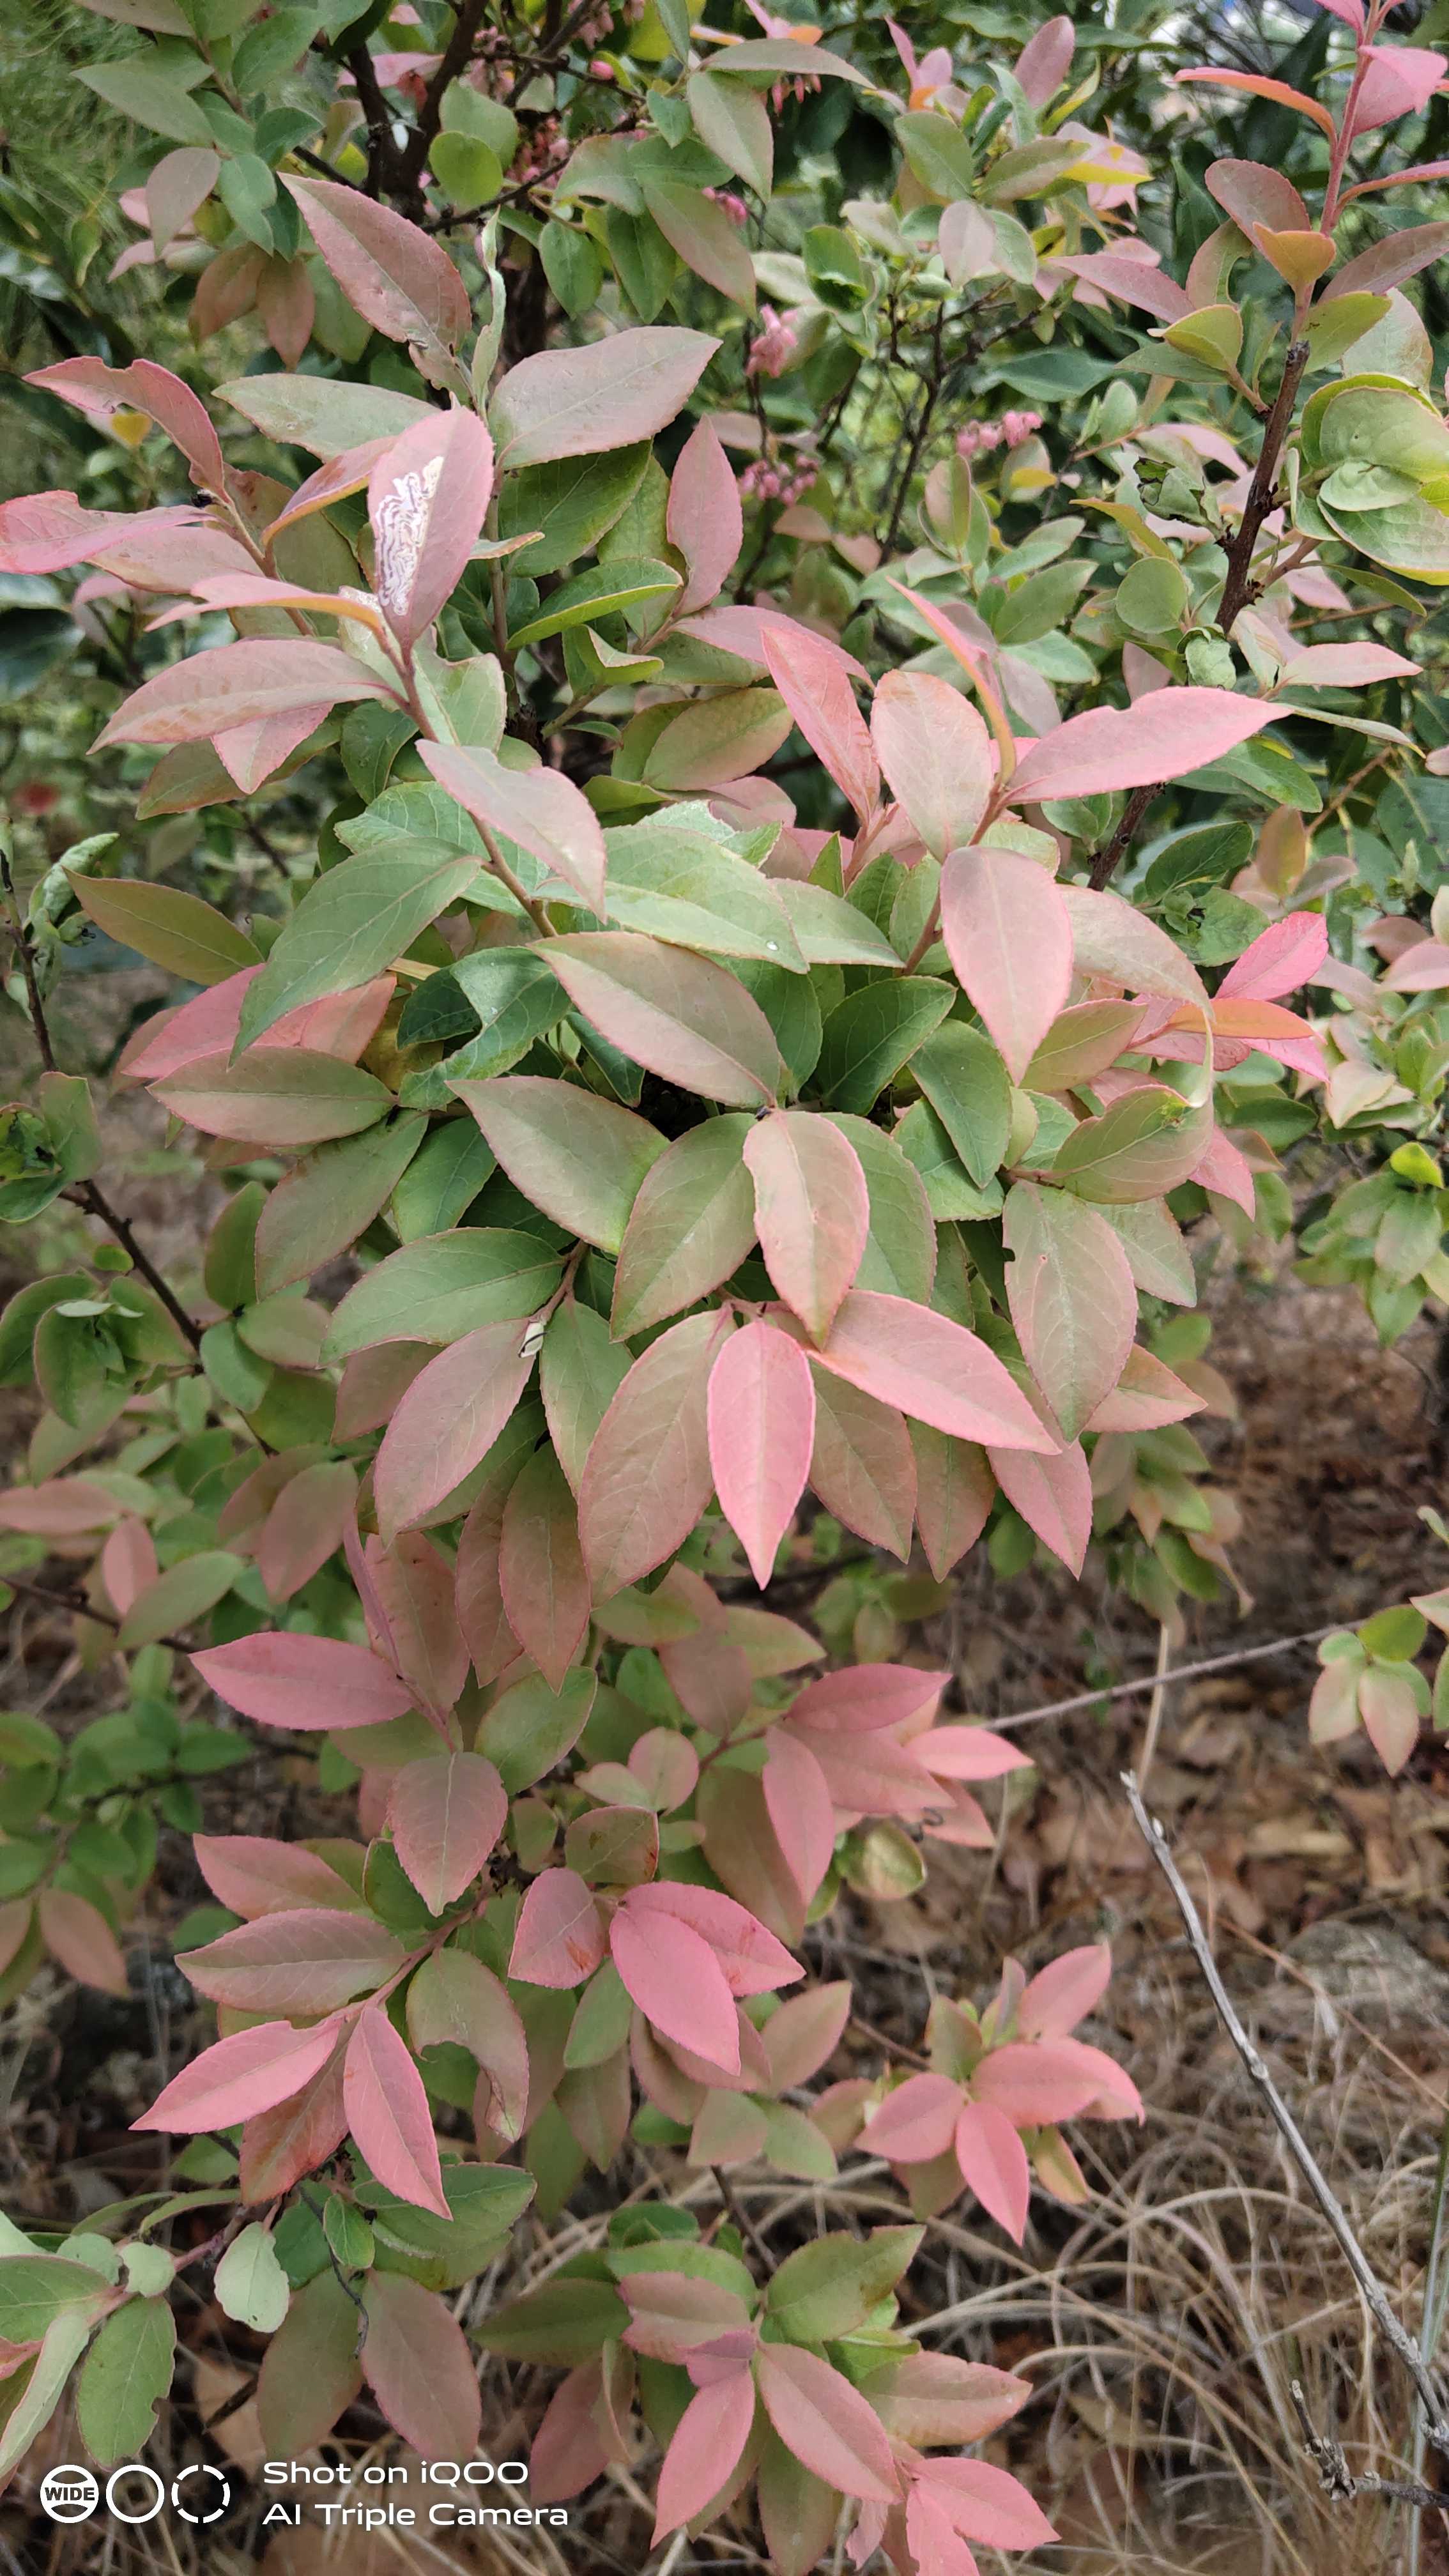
[739,457,817,505]
[510,114,566,187]
[746,303,799,378]
[956,408,1044,461]
[704,187,749,226]
[570,1,615,45]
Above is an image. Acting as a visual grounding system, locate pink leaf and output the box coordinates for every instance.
[191,1633,414,1731]
[862,2072,963,2163]
[1017,1943,1112,2040]
[917,1726,1032,1782]
[763,1733,838,1904]
[193,1836,364,1920]
[545,933,781,1106]
[620,2272,754,2362]
[788,1662,944,1734]
[1216,910,1328,1003]
[940,849,1073,1084]
[816,1291,1057,1451]
[38,1891,128,1997]
[1204,157,1309,236]
[0,490,183,576]
[286,176,470,371]
[986,1438,1092,1577]
[101,1517,158,1618]
[510,1868,608,1988]
[422,739,606,915]
[668,417,743,615]
[1173,68,1337,141]
[761,627,880,823]
[707,1319,815,1588]
[179,1908,404,2014]
[925,2455,1059,2549]
[135,2019,340,2133]
[1060,883,1208,1006]
[1004,688,1275,806]
[344,2008,449,2216]
[1359,1666,1421,1775]
[970,2040,1101,2125]
[373,1317,535,1543]
[651,2364,756,2539]
[366,406,494,647]
[744,1110,869,1346]
[1015,13,1074,103]
[871,671,993,858]
[610,1904,742,2073]
[95,639,396,747]
[29,356,228,494]
[1348,44,1447,138]
[1055,252,1190,322]
[623,1882,802,1995]
[1084,1346,1204,1433]
[1278,641,1418,689]
[755,2345,901,2505]
[388,1752,507,1913]
[365,1530,469,1715]
[953,2101,1032,2241]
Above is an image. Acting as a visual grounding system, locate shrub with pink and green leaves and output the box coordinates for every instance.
[0,0,1446,2554]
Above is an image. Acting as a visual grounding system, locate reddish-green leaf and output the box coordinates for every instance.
[374,1317,536,1542]
[755,2343,901,2505]
[151,1048,393,1147]
[579,1310,732,1596]
[180,1908,406,2014]
[489,327,717,468]
[96,638,396,747]
[744,1110,869,1344]
[388,1752,507,1912]
[1002,1181,1137,1440]
[668,417,743,614]
[38,1890,127,1997]
[642,179,756,308]
[68,874,259,986]
[422,740,607,914]
[871,671,993,858]
[1005,687,1276,806]
[808,1370,916,1558]
[135,2019,341,2133]
[498,1445,592,1689]
[258,2271,364,2460]
[546,933,781,1107]
[760,627,878,822]
[360,2271,482,2456]
[454,1074,665,1252]
[286,176,470,378]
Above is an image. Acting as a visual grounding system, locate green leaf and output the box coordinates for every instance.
[401,954,564,1107]
[215,2223,291,2331]
[215,373,433,460]
[391,1119,494,1240]
[323,1229,563,1358]
[897,110,974,202]
[540,1300,631,1491]
[0,2310,93,2480]
[475,2271,627,2362]
[76,2299,176,2466]
[238,851,480,1050]
[611,1114,756,1336]
[912,1021,1013,1186]
[509,557,680,651]
[218,153,277,250]
[429,132,502,210]
[79,59,215,145]
[687,70,772,195]
[116,1550,243,1650]
[68,875,259,986]
[496,445,651,578]
[539,220,606,319]
[604,824,807,970]
[0,2255,114,2345]
[767,2225,923,2339]
[815,978,953,1112]
[254,1113,427,1294]
[827,1114,936,1303]
[477,1667,596,1793]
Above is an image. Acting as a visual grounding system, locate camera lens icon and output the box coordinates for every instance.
[39,2466,100,2522]
[171,2464,231,2524]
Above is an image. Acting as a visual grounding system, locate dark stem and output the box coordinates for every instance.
[1,1567,192,1653]
[710,2166,772,2270]
[1290,2382,1449,2512]
[882,309,945,555]
[1085,338,1310,891]
[397,0,489,199]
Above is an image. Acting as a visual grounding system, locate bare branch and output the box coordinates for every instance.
[1124,1769,1449,2458]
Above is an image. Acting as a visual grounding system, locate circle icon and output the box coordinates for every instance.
[39,2465,99,2523]
[171,2464,231,2525]
[105,2465,166,2525]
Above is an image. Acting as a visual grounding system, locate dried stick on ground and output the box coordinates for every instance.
[1123,1769,1449,2469]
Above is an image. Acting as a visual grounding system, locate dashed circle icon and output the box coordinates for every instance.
[39,2465,99,2523]
[171,2463,231,2524]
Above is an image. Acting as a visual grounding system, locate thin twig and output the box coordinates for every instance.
[1290,2380,1449,2511]
[987,1620,1340,1733]
[709,2165,772,2270]
[2,1567,192,1654]
[1124,1769,1449,2457]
